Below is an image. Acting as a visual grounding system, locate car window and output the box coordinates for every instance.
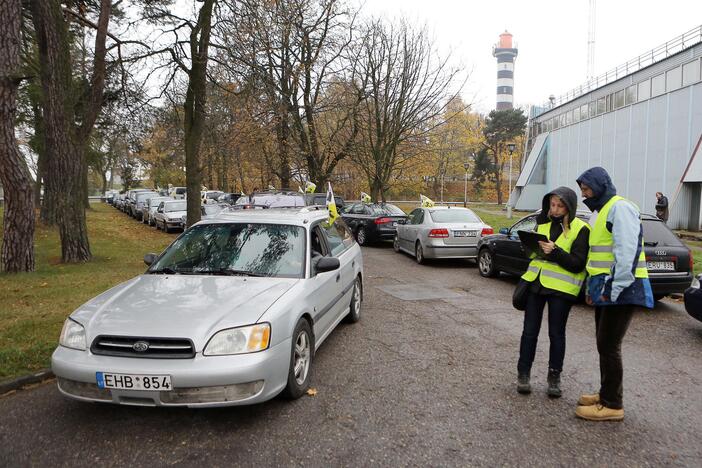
[311,226,329,257]
[511,216,537,233]
[351,204,365,214]
[642,219,684,247]
[164,201,187,212]
[368,204,405,216]
[408,209,423,225]
[151,223,306,278]
[429,209,481,223]
[323,220,354,256]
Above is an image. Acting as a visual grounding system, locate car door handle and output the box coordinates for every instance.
[335,274,340,282]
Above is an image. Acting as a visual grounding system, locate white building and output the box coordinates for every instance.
[514,26,702,231]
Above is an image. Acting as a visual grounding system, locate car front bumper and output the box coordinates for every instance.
[51,338,291,408]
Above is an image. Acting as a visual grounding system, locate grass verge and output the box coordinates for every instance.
[0,204,173,381]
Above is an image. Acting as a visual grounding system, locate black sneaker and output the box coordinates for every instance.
[517,373,531,394]
[547,369,562,398]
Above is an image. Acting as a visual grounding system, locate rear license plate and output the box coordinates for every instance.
[453,230,477,237]
[646,261,674,271]
[96,372,172,391]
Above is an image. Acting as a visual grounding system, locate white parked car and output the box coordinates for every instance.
[51,208,363,407]
[153,200,187,233]
[143,196,173,225]
[201,190,224,205]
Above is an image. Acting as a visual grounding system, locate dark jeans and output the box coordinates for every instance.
[595,305,634,409]
[517,292,572,375]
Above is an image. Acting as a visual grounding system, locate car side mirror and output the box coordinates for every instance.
[144,253,157,266]
[315,256,340,274]
[499,227,509,235]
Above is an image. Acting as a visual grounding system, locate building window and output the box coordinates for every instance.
[666,67,682,92]
[596,97,605,115]
[606,94,613,112]
[560,113,566,127]
[581,104,589,121]
[651,73,665,97]
[614,90,625,109]
[553,116,559,130]
[638,79,650,100]
[566,110,573,125]
[682,59,700,86]
[588,101,596,118]
[625,85,637,105]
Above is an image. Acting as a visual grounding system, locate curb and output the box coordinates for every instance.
[0,369,54,396]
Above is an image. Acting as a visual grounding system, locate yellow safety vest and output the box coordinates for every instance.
[521,217,590,297]
[586,195,649,278]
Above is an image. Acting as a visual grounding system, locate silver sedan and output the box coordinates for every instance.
[393,206,493,264]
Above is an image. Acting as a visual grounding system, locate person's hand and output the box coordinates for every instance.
[538,240,556,254]
[585,295,593,305]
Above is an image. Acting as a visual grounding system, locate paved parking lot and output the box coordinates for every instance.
[2,243,701,466]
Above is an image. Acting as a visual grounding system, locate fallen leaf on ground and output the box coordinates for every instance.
[306,388,318,396]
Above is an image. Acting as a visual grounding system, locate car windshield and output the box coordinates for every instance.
[429,209,481,223]
[236,193,306,208]
[206,192,221,199]
[368,204,404,216]
[202,205,221,215]
[642,219,684,247]
[164,201,186,212]
[136,192,157,201]
[150,223,306,278]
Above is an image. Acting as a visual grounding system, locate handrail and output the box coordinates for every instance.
[537,24,702,112]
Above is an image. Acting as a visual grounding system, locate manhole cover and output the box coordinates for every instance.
[376,284,464,301]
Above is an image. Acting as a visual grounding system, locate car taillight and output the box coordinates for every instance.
[428,228,449,238]
[481,227,494,236]
[375,217,392,224]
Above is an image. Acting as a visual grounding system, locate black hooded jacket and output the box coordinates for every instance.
[529,186,590,298]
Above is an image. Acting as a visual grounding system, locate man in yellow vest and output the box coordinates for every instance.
[575,167,653,422]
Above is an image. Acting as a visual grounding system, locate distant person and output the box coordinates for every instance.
[516,187,590,398]
[655,192,669,222]
[575,167,653,422]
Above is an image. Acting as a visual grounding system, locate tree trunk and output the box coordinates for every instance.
[31,0,91,262]
[0,0,35,272]
[184,0,215,227]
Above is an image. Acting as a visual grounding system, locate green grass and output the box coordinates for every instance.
[0,204,173,381]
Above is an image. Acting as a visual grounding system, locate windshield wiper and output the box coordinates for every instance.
[198,268,268,277]
[149,267,179,274]
[644,241,659,246]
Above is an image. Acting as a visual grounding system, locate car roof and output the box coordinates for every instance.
[201,206,329,227]
[426,206,473,210]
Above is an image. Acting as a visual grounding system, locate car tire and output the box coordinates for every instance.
[155,221,161,231]
[345,277,362,323]
[282,318,313,399]
[478,248,497,277]
[415,241,425,264]
[356,227,367,246]
[393,235,401,253]
[164,224,170,234]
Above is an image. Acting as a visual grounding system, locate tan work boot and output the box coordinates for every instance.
[575,404,624,421]
[577,393,600,406]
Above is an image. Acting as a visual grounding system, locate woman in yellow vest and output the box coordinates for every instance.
[517,187,590,397]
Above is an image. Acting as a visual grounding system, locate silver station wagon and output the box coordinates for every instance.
[52,207,363,407]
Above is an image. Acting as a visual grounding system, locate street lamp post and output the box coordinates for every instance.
[506,142,516,219]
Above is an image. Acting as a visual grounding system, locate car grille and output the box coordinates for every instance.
[91,335,195,359]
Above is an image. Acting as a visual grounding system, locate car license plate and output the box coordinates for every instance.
[96,372,172,391]
[453,230,477,237]
[646,261,674,271]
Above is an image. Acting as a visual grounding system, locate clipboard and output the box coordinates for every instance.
[517,230,549,255]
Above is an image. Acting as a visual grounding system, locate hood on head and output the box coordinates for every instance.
[576,166,617,211]
[537,186,578,224]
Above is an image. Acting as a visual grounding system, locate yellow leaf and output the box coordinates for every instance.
[306,388,317,396]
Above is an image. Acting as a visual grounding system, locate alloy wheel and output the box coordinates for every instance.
[293,330,311,386]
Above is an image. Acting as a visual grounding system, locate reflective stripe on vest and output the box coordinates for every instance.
[586,195,649,279]
[521,217,589,297]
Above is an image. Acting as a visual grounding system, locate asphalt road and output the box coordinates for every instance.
[2,243,701,467]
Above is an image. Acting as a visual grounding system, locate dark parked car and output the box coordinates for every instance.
[684,274,702,321]
[476,210,693,301]
[340,203,407,245]
[304,193,345,209]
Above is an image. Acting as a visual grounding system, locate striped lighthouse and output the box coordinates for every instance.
[492,31,518,110]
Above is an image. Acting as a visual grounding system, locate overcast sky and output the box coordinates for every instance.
[363,0,702,114]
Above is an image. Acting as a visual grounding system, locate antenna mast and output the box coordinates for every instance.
[587,0,596,80]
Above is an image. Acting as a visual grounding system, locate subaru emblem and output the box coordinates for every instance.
[133,341,149,352]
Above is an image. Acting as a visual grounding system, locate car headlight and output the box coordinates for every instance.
[204,323,270,356]
[59,318,87,351]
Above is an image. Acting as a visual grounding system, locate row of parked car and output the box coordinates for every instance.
[337,200,699,319]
